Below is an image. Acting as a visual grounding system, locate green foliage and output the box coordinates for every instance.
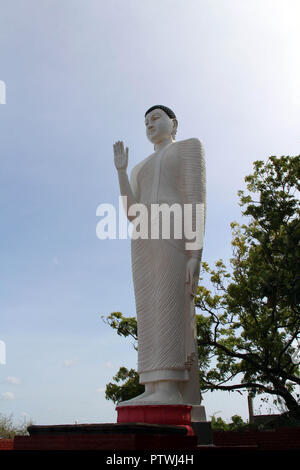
[105,367,144,404]
[0,414,32,438]
[211,414,248,431]
[102,312,137,349]
[195,155,300,418]
[102,312,140,403]
[210,415,229,431]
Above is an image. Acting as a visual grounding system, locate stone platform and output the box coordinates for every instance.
[13,422,197,450]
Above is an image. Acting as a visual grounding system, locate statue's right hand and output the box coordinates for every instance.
[113,141,128,171]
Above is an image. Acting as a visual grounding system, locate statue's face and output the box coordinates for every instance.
[145,108,174,144]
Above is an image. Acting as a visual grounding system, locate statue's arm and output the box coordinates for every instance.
[181,138,206,260]
[180,138,206,296]
[113,141,138,222]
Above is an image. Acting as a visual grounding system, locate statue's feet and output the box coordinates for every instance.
[118,381,185,406]
[142,381,184,404]
[117,383,155,406]
[124,381,184,405]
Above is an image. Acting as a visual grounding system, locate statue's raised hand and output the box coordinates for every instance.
[113,141,128,171]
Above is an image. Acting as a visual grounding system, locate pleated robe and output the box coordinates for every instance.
[129,138,206,404]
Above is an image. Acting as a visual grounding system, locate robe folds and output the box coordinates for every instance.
[129,138,206,404]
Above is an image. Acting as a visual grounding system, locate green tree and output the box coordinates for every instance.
[211,414,248,431]
[102,312,143,404]
[105,367,144,404]
[0,414,32,438]
[210,415,229,431]
[196,155,300,418]
[103,156,300,418]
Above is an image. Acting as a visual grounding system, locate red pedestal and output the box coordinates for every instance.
[116,405,194,436]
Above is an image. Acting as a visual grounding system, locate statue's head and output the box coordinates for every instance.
[144,105,178,144]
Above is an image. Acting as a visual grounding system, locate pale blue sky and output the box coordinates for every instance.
[0,0,299,425]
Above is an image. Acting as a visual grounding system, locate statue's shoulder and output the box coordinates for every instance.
[174,138,205,156]
[177,137,202,144]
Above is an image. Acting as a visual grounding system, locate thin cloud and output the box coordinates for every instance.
[104,361,114,368]
[63,359,78,368]
[0,392,15,401]
[5,376,21,385]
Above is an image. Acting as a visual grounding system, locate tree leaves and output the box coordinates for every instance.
[195,155,300,418]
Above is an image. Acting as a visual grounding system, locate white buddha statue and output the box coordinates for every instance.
[113,105,206,406]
